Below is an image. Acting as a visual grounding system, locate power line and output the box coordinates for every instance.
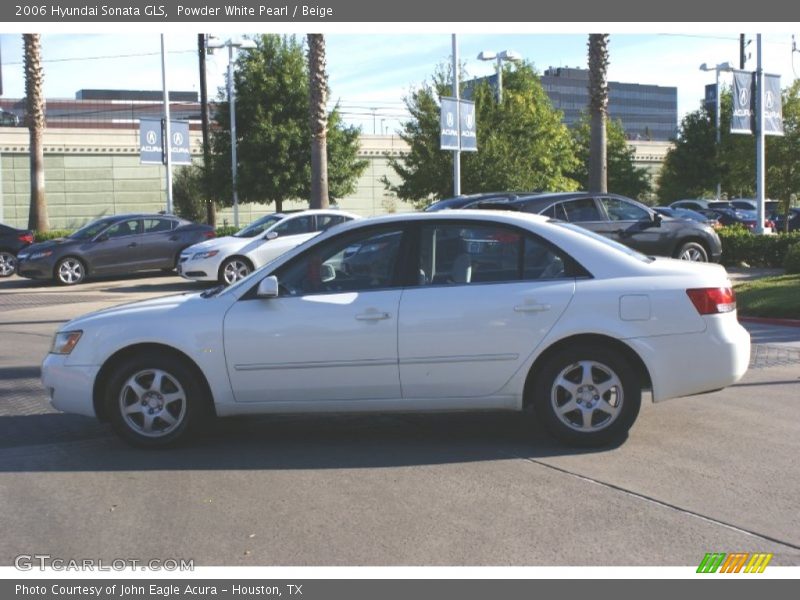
[4,49,196,66]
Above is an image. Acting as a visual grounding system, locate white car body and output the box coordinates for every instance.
[42,211,750,447]
[178,209,359,284]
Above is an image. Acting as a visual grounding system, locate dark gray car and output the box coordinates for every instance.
[16,214,215,285]
[480,192,722,262]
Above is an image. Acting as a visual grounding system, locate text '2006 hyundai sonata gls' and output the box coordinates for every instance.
[42,211,750,448]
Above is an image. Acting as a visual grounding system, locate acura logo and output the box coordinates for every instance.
[172,132,184,146]
[446,112,454,127]
[465,112,474,129]
[146,130,157,145]
[765,90,775,110]
[738,87,750,108]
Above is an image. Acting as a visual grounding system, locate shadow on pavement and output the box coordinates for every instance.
[0,411,623,472]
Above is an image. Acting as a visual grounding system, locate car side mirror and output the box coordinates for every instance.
[651,212,662,227]
[256,275,279,298]
[320,263,335,283]
[264,231,279,240]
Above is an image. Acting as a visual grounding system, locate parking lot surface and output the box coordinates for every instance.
[1,272,799,566]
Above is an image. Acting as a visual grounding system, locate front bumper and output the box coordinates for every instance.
[16,256,57,279]
[41,353,100,417]
[177,255,219,281]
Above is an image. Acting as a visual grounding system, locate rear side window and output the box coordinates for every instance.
[316,214,349,232]
[561,199,603,222]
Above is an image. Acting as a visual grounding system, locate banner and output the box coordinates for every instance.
[731,70,754,134]
[139,119,192,165]
[459,100,477,152]
[764,74,784,136]
[439,97,460,150]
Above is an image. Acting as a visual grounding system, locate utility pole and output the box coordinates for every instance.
[739,34,746,69]
[755,34,765,235]
[160,34,173,215]
[452,34,460,196]
[198,34,215,225]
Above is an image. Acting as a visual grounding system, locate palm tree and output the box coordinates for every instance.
[307,34,329,209]
[24,33,49,232]
[588,34,609,194]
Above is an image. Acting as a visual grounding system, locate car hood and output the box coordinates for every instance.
[21,238,77,252]
[182,235,253,255]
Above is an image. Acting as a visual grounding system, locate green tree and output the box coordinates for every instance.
[657,106,717,202]
[766,80,800,229]
[587,34,610,194]
[172,164,207,223]
[569,115,651,201]
[386,63,578,207]
[209,35,366,213]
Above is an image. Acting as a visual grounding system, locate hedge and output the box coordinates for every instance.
[718,226,800,267]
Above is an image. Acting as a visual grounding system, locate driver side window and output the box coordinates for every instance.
[275,227,404,296]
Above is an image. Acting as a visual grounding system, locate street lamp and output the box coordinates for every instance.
[477,49,522,103]
[700,61,733,200]
[207,36,257,228]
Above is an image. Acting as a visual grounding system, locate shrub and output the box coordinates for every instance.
[34,230,72,242]
[784,243,800,274]
[215,226,238,237]
[718,226,800,267]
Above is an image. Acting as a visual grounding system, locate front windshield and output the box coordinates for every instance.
[233,215,283,238]
[553,221,654,263]
[68,218,116,240]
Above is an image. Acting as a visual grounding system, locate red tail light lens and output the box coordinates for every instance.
[19,233,34,244]
[686,287,736,315]
[204,231,216,239]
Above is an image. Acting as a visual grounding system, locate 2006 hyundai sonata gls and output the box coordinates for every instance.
[42,211,750,448]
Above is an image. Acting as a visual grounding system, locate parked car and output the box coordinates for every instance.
[0,223,34,277]
[178,209,360,285]
[771,207,800,232]
[16,214,215,285]
[425,192,532,212]
[670,199,724,212]
[653,206,721,229]
[481,192,722,262]
[705,208,775,232]
[42,211,750,449]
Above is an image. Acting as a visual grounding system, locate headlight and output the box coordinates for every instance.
[50,330,83,355]
[30,250,53,260]
[193,250,219,260]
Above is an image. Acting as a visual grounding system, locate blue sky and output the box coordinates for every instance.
[1,32,798,133]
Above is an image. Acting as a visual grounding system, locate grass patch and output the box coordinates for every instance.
[734,274,800,319]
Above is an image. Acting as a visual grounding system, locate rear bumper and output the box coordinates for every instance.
[628,315,750,402]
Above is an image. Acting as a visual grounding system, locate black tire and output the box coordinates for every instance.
[0,250,16,277]
[104,351,210,448]
[218,256,253,285]
[675,241,708,262]
[54,256,86,285]
[530,344,641,447]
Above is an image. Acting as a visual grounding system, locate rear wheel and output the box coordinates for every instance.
[105,352,209,448]
[676,241,708,262]
[219,256,253,285]
[0,250,16,277]
[531,344,641,447]
[55,257,86,285]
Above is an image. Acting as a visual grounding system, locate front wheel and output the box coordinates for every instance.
[219,256,252,285]
[531,344,641,447]
[0,250,16,277]
[55,257,86,285]
[105,352,209,448]
[676,241,708,262]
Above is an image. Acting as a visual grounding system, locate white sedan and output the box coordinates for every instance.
[178,209,359,284]
[42,211,750,448]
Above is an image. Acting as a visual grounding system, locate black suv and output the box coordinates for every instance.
[480,192,723,262]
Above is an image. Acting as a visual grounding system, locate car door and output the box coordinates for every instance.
[223,225,407,404]
[397,221,576,399]
[86,218,143,273]
[251,214,317,267]
[139,217,180,269]
[595,196,669,255]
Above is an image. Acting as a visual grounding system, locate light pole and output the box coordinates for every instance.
[477,49,522,103]
[699,61,732,200]
[207,37,257,228]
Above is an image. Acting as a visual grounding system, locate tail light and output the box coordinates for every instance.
[686,287,736,315]
[19,232,34,244]
[204,231,216,239]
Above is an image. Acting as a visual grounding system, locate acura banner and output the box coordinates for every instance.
[730,71,783,136]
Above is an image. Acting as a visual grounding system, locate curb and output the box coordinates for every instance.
[739,316,800,328]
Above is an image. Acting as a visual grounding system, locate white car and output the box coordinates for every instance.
[42,211,750,448]
[178,209,359,284]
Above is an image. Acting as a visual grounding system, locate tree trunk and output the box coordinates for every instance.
[588,34,609,194]
[198,34,216,226]
[24,33,49,232]
[307,34,329,209]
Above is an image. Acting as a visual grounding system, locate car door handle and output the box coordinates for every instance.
[355,311,391,321]
[514,303,551,313]
[127,242,138,247]
[169,235,179,241]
